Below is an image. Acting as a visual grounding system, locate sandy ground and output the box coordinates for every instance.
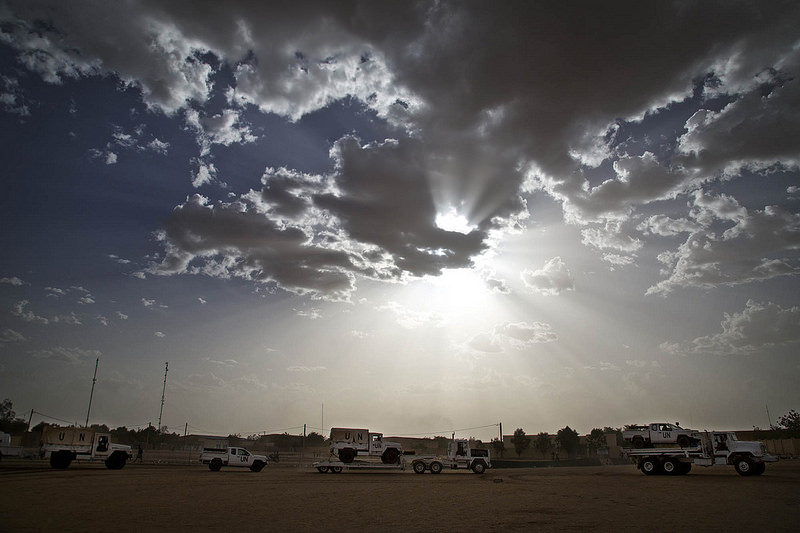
[1,459,799,532]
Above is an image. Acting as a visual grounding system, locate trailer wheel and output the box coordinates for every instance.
[753,462,766,476]
[338,448,356,464]
[640,457,661,475]
[471,461,487,474]
[677,462,692,475]
[734,456,755,476]
[50,450,72,469]
[381,448,400,464]
[412,461,426,474]
[331,466,343,473]
[209,458,222,471]
[317,466,329,473]
[632,436,645,449]
[250,461,265,472]
[661,458,679,475]
[429,461,443,474]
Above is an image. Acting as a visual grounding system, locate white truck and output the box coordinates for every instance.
[199,447,268,472]
[329,427,405,464]
[622,422,699,448]
[625,431,778,477]
[0,431,24,459]
[409,438,491,474]
[41,427,132,469]
[314,438,491,475]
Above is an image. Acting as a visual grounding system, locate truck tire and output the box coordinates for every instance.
[632,436,645,449]
[250,460,265,472]
[677,435,690,448]
[209,458,222,471]
[429,461,443,474]
[338,448,356,464]
[317,466,329,473]
[640,457,661,475]
[734,456,755,476]
[104,451,127,470]
[471,460,487,474]
[50,451,72,469]
[412,461,426,474]
[331,466,343,473]
[661,458,679,475]
[381,448,400,464]
[677,462,692,475]
[753,462,766,476]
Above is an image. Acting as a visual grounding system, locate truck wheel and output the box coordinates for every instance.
[632,436,645,449]
[471,461,487,474]
[338,449,356,464]
[753,462,766,476]
[640,458,661,476]
[734,456,754,476]
[104,452,127,470]
[317,466,329,473]
[381,448,400,464]
[50,451,72,469]
[429,461,443,474]
[331,466,342,473]
[677,435,690,448]
[412,461,426,474]
[661,458,679,475]
[209,458,222,471]
[250,461,265,472]
[677,462,692,475]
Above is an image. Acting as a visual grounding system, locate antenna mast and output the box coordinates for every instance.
[158,362,169,432]
[85,357,99,427]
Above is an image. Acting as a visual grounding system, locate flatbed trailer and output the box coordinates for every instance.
[313,458,406,473]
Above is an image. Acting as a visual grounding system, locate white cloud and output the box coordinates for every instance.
[521,257,574,296]
[648,192,800,295]
[0,328,27,344]
[1,276,25,286]
[154,331,166,337]
[671,300,800,355]
[286,366,327,372]
[11,300,49,324]
[32,346,100,364]
[467,321,557,353]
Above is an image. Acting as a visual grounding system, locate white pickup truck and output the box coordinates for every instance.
[199,447,268,472]
[1,431,24,459]
[622,422,699,448]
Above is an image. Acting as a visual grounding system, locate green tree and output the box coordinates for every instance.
[775,410,800,438]
[586,428,606,455]
[306,432,325,446]
[490,437,505,458]
[603,426,624,446]
[556,426,580,459]
[0,399,28,435]
[533,432,553,459]
[511,428,530,457]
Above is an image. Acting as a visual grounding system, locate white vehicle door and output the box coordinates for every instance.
[370,434,384,455]
[234,448,253,466]
[651,424,674,444]
[93,434,111,457]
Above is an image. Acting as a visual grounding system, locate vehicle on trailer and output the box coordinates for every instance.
[314,437,490,475]
[410,438,491,474]
[40,427,132,469]
[625,431,777,477]
[199,447,268,472]
[329,427,405,464]
[622,422,699,448]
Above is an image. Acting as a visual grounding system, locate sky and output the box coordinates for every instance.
[0,0,799,441]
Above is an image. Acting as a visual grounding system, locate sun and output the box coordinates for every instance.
[435,208,476,234]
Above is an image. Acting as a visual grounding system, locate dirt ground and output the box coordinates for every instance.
[1,459,799,532]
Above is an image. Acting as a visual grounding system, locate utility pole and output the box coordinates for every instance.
[85,357,99,427]
[158,362,168,432]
